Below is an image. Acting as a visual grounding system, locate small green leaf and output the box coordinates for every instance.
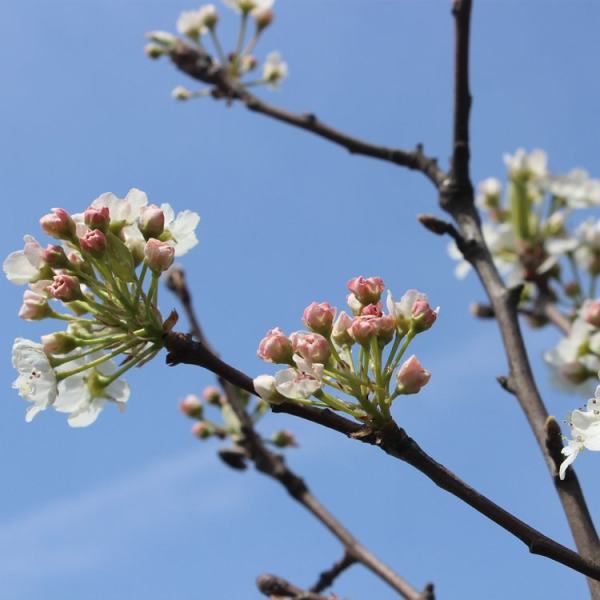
[106,232,136,282]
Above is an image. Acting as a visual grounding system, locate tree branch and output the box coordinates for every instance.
[163,330,600,583]
[436,4,600,596]
[167,41,445,187]
[309,552,356,594]
[166,268,429,600]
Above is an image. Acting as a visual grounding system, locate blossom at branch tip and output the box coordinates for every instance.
[12,338,57,422]
[503,148,548,179]
[559,386,600,479]
[262,51,288,89]
[347,276,385,306]
[144,239,175,272]
[160,203,201,256]
[257,327,293,364]
[3,235,46,285]
[290,331,330,364]
[177,5,219,39]
[396,355,431,395]
[223,0,274,15]
[303,302,336,336]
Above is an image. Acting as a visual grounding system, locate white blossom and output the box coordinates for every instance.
[503,148,548,179]
[538,169,600,208]
[262,51,288,89]
[161,203,201,256]
[273,355,323,400]
[3,235,45,285]
[223,0,273,14]
[177,9,209,38]
[12,338,57,422]
[91,188,148,226]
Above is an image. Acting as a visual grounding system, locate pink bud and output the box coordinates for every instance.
[331,311,354,346]
[40,208,76,240]
[42,244,68,268]
[202,386,222,405]
[376,315,396,345]
[80,229,107,258]
[290,332,331,363]
[258,327,293,363]
[347,276,385,305]
[139,205,165,239]
[253,7,274,30]
[347,316,378,346]
[84,206,110,232]
[361,303,382,317]
[271,429,297,448]
[19,289,50,320]
[396,355,431,394]
[180,394,203,418]
[303,302,336,336]
[584,300,600,328]
[41,332,77,354]
[192,422,213,439]
[411,299,438,332]
[48,274,82,302]
[144,239,175,272]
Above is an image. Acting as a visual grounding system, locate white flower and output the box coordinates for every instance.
[262,51,288,89]
[91,188,148,225]
[54,359,130,428]
[539,169,600,208]
[177,10,208,38]
[559,386,600,479]
[145,31,178,49]
[171,86,192,101]
[161,203,201,256]
[503,148,548,179]
[223,0,273,14]
[476,177,502,210]
[574,218,600,273]
[273,356,323,400]
[3,235,45,285]
[386,289,427,323]
[12,338,57,422]
[253,374,283,403]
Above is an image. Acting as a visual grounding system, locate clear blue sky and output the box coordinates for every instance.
[2,1,600,598]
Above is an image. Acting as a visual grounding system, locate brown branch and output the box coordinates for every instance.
[436,4,600,596]
[310,552,357,594]
[166,41,445,187]
[166,267,428,600]
[257,574,335,600]
[163,330,600,583]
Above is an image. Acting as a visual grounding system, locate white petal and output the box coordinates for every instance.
[67,398,105,428]
[3,251,38,284]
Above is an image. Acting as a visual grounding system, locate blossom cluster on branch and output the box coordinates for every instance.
[253,277,437,426]
[5,189,200,426]
[145,0,288,101]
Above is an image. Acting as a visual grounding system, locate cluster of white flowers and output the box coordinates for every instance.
[5,189,200,427]
[146,0,288,100]
[253,277,437,425]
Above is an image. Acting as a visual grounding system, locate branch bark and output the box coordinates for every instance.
[163,330,600,583]
[166,268,429,600]
[310,552,356,594]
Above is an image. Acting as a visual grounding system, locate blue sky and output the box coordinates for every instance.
[2,1,600,598]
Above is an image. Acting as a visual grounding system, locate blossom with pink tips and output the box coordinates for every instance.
[41,332,77,354]
[48,274,82,302]
[303,302,336,336]
[331,311,354,346]
[347,276,385,305]
[348,316,379,346]
[396,355,431,394]
[257,328,293,364]
[411,299,438,332]
[180,394,203,418]
[3,235,46,285]
[40,208,76,240]
[361,303,382,317]
[144,238,175,272]
[202,386,222,405]
[347,293,363,315]
[84,206,110,232]
[80,229,107,258]
[19,288,50,320]
[42,244,68,268]
[290,332,331,364]
[139,205,165,239]
[377,315,396,345]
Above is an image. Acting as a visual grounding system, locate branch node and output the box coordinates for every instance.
[545,416,566,478]
[496,374,517,396]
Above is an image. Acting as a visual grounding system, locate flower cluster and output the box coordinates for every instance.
[253,277,436,424]
[6,189,200,426]
[180,385,297,469]
[145,1,288,101]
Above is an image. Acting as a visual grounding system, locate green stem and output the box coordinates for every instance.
[209,29,228,65]
[50,336,129,367]
[100,344,158,386]
[235,12,248,60]
[383,330,405,374]
[387,330,415,380]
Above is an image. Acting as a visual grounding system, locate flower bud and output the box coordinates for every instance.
[361,303,382,317]
[83,206,109,232]
[564,281,581,299]
[202,386,222,405]
[348,317,378,346]
[48,274,83,302]
[253,7,274,30]
[41,332,77,354]
[139,205,165,239]
[42,244,69,268]
[145,30,178,49]
[560,362,589,384]
[192,421,213,439]
[271,429,297,448]
[331,311,354,346]
[253,374,285,404]
[172,86,192,101]
[584,300,600,328]
[411,299,438,332]
[19,289,50,320]
[377,315,396,345]
[80,229,107,258]
[258,328,293,363]
[240,55,258,72]
[302,302,336,336]
[396,355,431,394]
[144,239,175,272]
[200,4,219,29]
[180,394,203,418]
[145,44,167,59]
[347,276,385,305]
[290,332,331,364]
[67,251,85,269]
[40,208,76,240]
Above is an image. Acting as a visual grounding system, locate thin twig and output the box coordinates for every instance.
[166,267,429,600]
[163,330,600,583]
[166,41,445,187]
[257,574,335,600]
[310,552,356,594]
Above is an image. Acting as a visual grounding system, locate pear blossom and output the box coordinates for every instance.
[159,203,201,256]
[12,338,57,422]
[177,9,209,38]
[574,218,600,274]
[223,0,274,14]
[538,169,600,208]
[274,356,323,400]
[54,359,130,428]
[396,355,431,394]
[19,287,50,320]
[180,394,204,418]
[331,311,353,346]
[3,235,46,284]
[387,289,431,332]
[262,51,288,89]
[559,386,600,479]
[90,188,148,227]
[503,148,548,179]
[253,374,280,403]
[290,331,330,364]
[476,177,502,210]
[257,327,293,363]
[303,302,336,335]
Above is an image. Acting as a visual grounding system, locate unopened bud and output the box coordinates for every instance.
[271,429,297,448]
[180,394,203,418]
[80,229,107,258]
[303,302,336,336]
[347,276,385,305]
[290,332,331,363]
[40,208,76,240]
[48,274,83,302]
[258,328,293,363]
[144,239,175,272]
[411,299,438,332]
[331,311,354,346]
[145,30,178,49]
[192,421,213,439]
[584,300,600,328]
[41,332,77,354]
[203,386,222,405]
[42,244,69,268]
[396,355,431,394]
[172,86,192,101]
[139,205,165,239]
[348,317,378,346]
[84,206,110,232]
[253,7,274,30]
